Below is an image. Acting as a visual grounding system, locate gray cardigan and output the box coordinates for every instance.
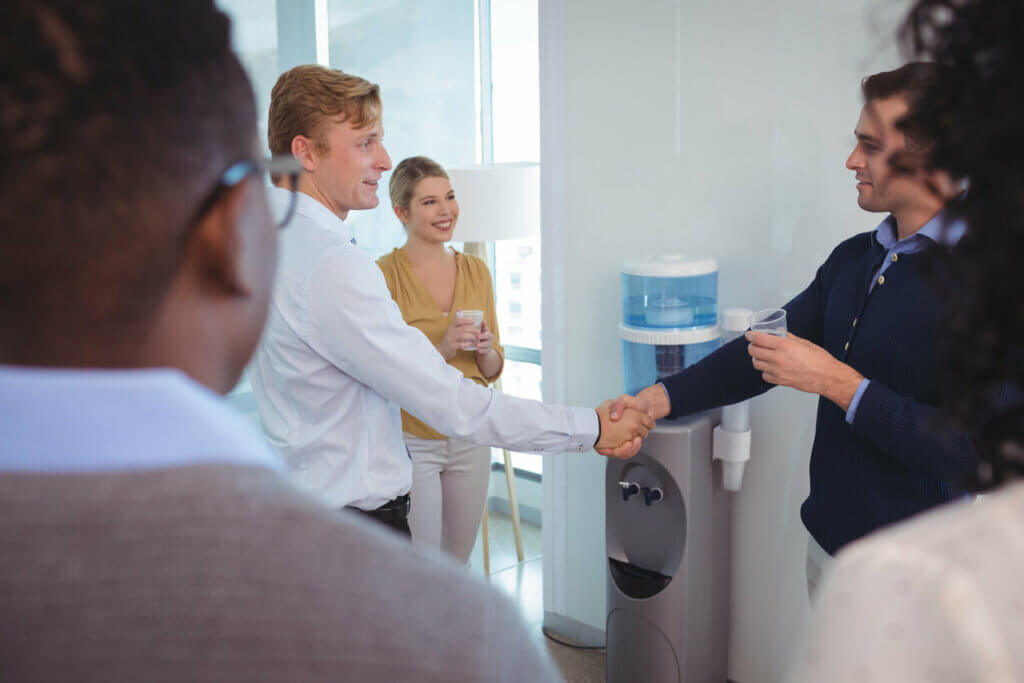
[0,464,558,682]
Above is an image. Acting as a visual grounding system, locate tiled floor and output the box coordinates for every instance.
[469,512,606,683]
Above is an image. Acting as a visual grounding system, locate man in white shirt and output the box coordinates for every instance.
[253,65,652,534]
[0,2,560,680]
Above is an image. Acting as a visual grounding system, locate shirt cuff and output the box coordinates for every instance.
[845,378,871,424]
[656,382,672,415]
[571,405,600,453]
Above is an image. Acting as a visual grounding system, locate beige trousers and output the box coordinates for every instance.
[805,533,834,601]
[405,434,492,563]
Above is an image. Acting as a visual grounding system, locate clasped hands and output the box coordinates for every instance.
[594,399,654,459]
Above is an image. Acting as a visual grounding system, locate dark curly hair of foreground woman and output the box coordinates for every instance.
[899,0,1024,488]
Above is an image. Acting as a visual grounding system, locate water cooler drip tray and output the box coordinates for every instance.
[608,558,672,599]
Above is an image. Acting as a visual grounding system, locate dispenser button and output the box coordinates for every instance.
[643,487,663,506]
[619,481,641,502]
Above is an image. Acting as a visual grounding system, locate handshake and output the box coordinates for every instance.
[593,385,671,458]
[592,384,673,459]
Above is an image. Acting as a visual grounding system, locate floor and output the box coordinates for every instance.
[468,512,606,683]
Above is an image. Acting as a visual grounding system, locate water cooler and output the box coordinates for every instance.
[607,255,741,683]
[619,255,720,394]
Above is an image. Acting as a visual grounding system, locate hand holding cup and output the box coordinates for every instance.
[438,310,482,360]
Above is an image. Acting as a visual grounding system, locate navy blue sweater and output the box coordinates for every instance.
[661,231,976,554]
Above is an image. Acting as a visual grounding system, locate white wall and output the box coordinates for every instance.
[540,0,909,679]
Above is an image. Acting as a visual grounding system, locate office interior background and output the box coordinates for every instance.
[221,0,910,680]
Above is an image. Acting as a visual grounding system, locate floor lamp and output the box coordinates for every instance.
[447,162,540,575]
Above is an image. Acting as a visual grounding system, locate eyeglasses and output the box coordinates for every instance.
[192,155,304,231]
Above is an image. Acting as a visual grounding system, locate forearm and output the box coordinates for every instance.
[660,335,774,418]
[819,360,864,412]
[435,341,454,361]
[639,383,672,420]
[476,348,503,379]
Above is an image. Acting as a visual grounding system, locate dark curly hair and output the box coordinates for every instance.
[0,0,256,363]
[900,0,1024,488]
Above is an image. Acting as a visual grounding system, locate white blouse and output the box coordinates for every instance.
[788,481,1024,682]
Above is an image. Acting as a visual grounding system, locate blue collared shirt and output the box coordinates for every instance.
[845,210,966,423]
[0,366,281,473]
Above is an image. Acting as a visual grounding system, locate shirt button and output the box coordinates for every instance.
[891,253,899,263]
[852,317,858,327]
[844,341,850,351]
[877,275,885,286]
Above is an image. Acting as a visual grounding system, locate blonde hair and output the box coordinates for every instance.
[268,65,381,156]
[389,156,450,216]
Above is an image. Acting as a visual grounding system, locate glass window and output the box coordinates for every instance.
[216,0,280,155]
[489,0,543,474]
[491,359,543,475]
[326,0,478,260]
[218,0,280,409]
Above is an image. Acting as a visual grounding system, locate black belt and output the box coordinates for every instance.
[347,494,410,524]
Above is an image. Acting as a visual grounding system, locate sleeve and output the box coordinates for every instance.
[787,538,1013,683]
[849,380,979,480]
[303,248,597,453]
[375,253,400,302]
[659,247,831,419]
[480,259,504,382]
[844,378,872,423]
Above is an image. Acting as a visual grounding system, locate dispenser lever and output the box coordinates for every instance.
[642,487,663,506]
[619,481,641,501]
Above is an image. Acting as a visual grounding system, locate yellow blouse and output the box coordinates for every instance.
[377,248,504,440]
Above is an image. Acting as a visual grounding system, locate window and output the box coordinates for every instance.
[216,0,279,154]
[325,0,478,260]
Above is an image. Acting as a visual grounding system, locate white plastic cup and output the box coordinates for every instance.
[750,308,787,337]
[455,309,484,350]
[722,461,746,491]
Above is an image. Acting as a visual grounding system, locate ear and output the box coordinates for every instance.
[927,168,963,202]
[393,204,409,225]
[291,135,318,172]
[189,180,253,298]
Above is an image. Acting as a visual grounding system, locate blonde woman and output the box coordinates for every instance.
[377,156,503,562]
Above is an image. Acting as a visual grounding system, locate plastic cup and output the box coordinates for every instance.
[750,308,787,338]
[455,310,484,350]
[722,461,745,491]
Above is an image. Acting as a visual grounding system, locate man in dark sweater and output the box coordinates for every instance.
[606,63,973,595]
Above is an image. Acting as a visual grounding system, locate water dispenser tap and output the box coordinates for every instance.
[642,487,663,506]
[619,481,641,501]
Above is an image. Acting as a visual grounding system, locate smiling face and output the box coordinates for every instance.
[308,117,392,220]
[846,95,923,214]
[397,175,459,244]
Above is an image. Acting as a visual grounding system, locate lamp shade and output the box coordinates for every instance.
[446,162,540,243]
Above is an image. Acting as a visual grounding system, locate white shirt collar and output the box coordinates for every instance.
[0,366,281,473]
[269,186,354,242]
